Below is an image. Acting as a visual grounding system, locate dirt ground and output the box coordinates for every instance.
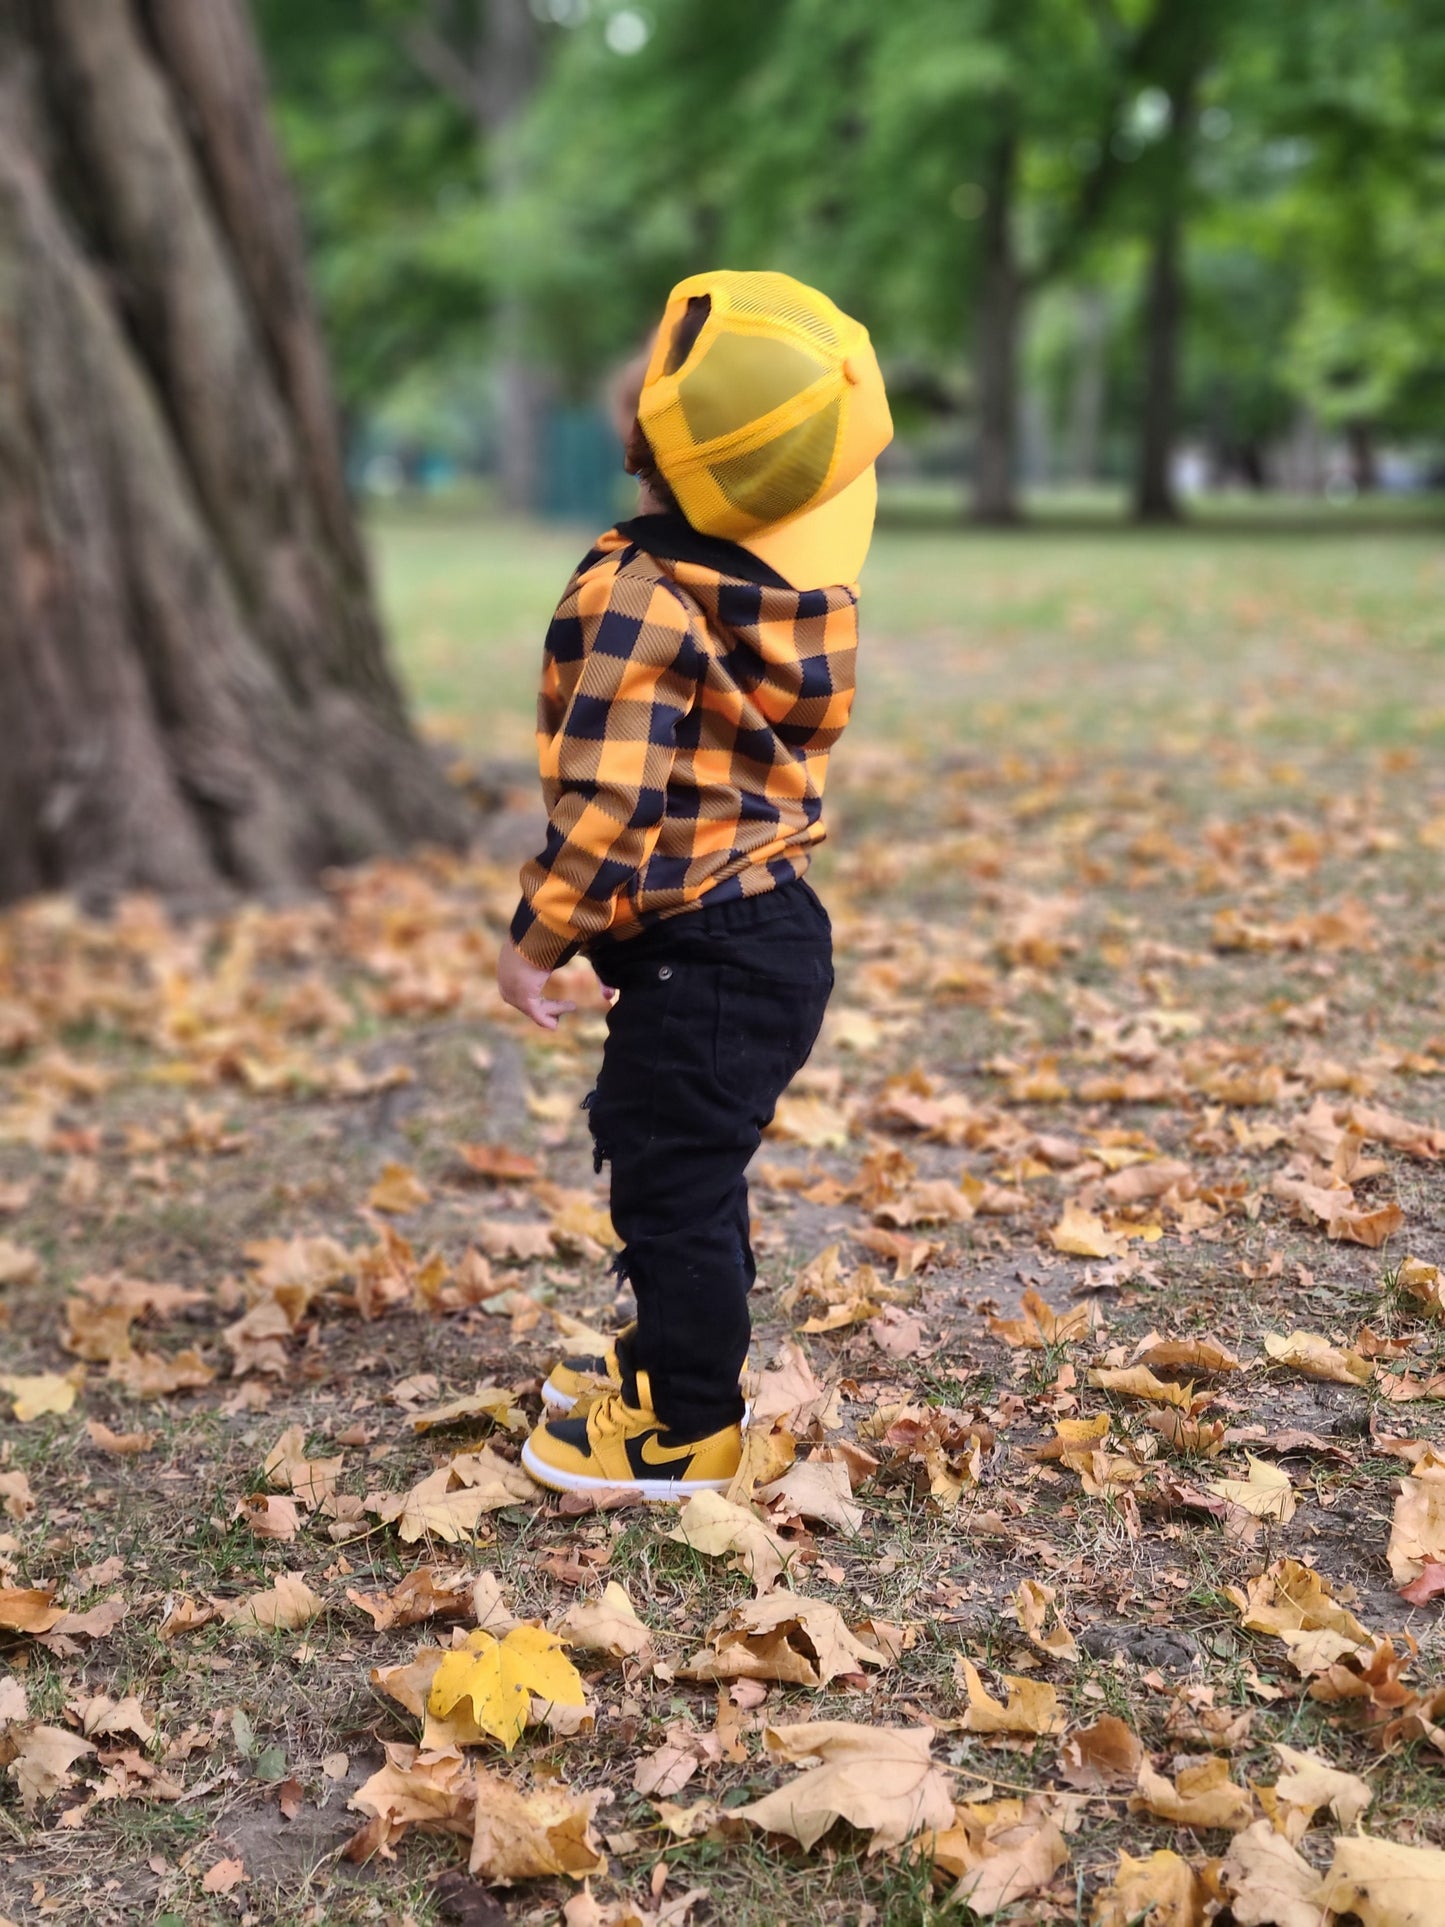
[2,707,1445,1925]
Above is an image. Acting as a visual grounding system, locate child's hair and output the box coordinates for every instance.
[618,294,712,515]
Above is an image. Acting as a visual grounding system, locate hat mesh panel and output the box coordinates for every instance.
[678,331,829,444]
[707,397,841,524]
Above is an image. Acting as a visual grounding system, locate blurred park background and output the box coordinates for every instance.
[2,0,1442,903]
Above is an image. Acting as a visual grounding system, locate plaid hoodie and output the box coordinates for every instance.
[509,513,859,972]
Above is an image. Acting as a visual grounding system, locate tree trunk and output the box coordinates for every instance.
[971,123,1022,525]
[0,0,467,910]
[1345,420,1378,493]
[1066,287,1109,485]
[1133,59,1203,525]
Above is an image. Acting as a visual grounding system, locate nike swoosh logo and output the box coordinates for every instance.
[638,1431,698,1467]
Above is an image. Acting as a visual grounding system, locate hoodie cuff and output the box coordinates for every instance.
[509,899,578,974]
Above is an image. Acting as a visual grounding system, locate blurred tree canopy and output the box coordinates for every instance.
[257,0,1445,518]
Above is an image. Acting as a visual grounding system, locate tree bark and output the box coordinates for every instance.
[0,0,467,910]
[1066,287,1110,485]
[971,122,1022,526]
[1133,59,1204,524]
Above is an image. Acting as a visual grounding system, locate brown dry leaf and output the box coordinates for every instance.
[223,1573,325,1634]
[347,1742,475,1859]
[367,1161,431,1214]
[1265,1743,1372,1837]
[0,1470,33,1520]
[1088,1364,1196,1409]
[68,1694,156,1745]
[474,1219,555,1262]
[1397,1256,1445,1319]
[925,1797,1070,1916]
[85,1421,156,1456]
[1091,1848,1206,1927]
[554,1582,653,1663]
[455,1143,542,1183]
[1049,1203,1128,1259]
[108,1348,215,1397]
[724,1418,797,1504]
[666,1492,789,1592]
[739,1721,953,1852]
[1386,1469,1445,1585]
[5,1724,94,1811]
[748,1339,842,1432]
[1058,1714,1144,1792]
[1205,1457,1297,1523]
[632,1731,703,1800]
[765,1094,854,1150]
[988,1287,1096,1349]
[1228,1559,1372,1673]
[1134,1332,1241,1374]
[683,1594,887,1688]
[957,1659,1065,1737]
[1130,1756,1254,1832]
[263,1425,343,1508]
[0,1589,63,1634]
[201,1857,247,1896]
[0,1371,81,1421]
[1314,1835,1445,1927]
[1264,1330,1372,1386]
[0,1239,40,1286]
[470,1767,607,1881]
[238,1493,301,1542]
[1010,1580,1078,1662]
[409,1385,528,1436]
[757,1456,863,1534]
[347,1567,474,1632]
[1222,1820,1325,1927]
[449,1445,541,1510]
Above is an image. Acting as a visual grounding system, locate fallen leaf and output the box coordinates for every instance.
[429,1626,586,1751]
[6,1724,94,1810]
[368,1162,431,1214]
[1264,1331,1372,1386]
[666,1492,789,1592]
[757,1457,863,1534]
[201,1857,247,1896]
[0,1588,63,1634]
[223,1574,325,1634]
[554,1582,653,1663]
[988,1287,1097,1349]
[1222,1820,1325,1927]
[347,1567,475,1631]
[1386,1468,1445,1585]
[1265,1743,1372,1837]
[1089,1364,1197,1409]
[924,1796,1070,1915]
[1134,1332,1241,1374]
[739,1721,953,1852]
[0,1371,80,1421]
[470,1767,607,1881]
[0,1240,41,1285]
[409,1385,527,1436]
[957,1659,1065,1737]
[1057,1714,1144,1791]
[238,1493,301,1542]
[1228,1559,1372,1672]
[1397,1256,1445,1319]
[1049,1203,1127,1260]
[1398,1562,1445,1606]
[348,1741,474,1858]
[1313,1834,1445,1927]
[85,1420,156,1455]
[1130,1756,1254,1832]
[1010,1580,1078,1662]
[1091,1848,1206,1927]
[1205,1456,1297,1522]
[683,1594,887,1688]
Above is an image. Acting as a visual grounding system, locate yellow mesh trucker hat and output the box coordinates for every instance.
[637,269,893,586]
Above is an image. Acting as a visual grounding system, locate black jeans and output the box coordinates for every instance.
[586,877,834,1438]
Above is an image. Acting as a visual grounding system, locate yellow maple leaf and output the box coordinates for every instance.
[428,1625,584,1751]
[0,1371,81,1422]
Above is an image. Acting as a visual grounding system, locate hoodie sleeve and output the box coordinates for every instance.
[509,562,700,972]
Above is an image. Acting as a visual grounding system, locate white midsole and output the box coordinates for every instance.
[521,1436,731,1502]
[540,1382,578,1412]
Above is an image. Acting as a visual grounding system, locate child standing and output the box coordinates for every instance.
[497,270,892,1497]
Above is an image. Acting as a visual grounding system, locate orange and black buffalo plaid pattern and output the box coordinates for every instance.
[509,518,859,971]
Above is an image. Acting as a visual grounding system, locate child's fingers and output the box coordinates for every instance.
[527,996,576,1032]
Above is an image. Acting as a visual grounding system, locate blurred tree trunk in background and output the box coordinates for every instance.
[0,0,468,910]
[971,123,1022,525]
[1067,288,1109,485]
[401,0,545,513]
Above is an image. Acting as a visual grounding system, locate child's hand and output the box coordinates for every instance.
[497,940,577,1031]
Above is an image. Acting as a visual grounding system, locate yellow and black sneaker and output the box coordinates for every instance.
[522,1370,741,1500]
[540,1323,634,1413]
